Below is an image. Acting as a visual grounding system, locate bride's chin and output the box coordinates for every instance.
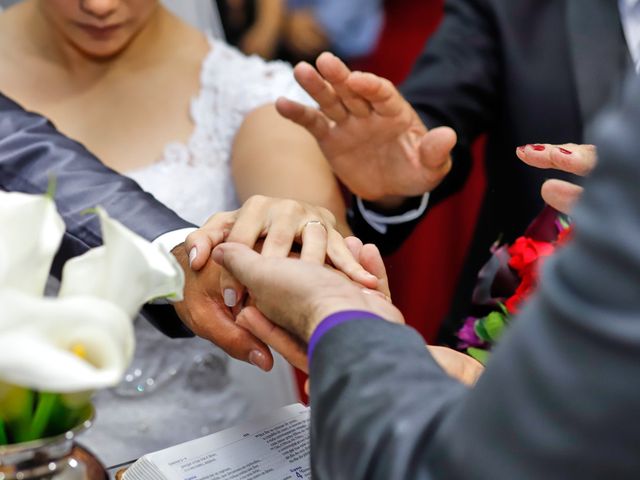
[70,36,133,60]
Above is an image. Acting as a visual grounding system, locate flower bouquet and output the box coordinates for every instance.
[0,190,183,473]
[457,206,572,365]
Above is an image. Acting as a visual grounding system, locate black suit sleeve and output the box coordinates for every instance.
[310,77,640,479]
[349,0,499,252]
[0,93,195,337]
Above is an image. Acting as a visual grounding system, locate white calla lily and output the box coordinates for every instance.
[0,291,133,392]
[0,191,64,295]
[59,207,184,317]
[0,193,185,394]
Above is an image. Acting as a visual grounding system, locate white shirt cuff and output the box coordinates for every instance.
[356,193,430,235]
[152,228,197,253]
[150,228,197,304]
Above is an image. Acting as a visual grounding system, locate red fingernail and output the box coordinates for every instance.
[517,145,525,152]
[532,145,546,151]
[559,148,573,155]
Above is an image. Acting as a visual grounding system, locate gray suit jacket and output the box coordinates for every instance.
[0,93,194,337]
[310,75,640,478]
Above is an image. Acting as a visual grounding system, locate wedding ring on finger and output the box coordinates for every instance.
[303,219,326,231]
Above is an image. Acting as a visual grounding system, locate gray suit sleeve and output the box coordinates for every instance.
[310,76,640,479]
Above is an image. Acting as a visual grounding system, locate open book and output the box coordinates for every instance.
[123,404,311,480]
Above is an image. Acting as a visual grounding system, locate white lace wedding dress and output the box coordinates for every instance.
[79,40,313,467]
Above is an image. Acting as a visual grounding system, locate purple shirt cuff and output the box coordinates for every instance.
[308,310,384,362]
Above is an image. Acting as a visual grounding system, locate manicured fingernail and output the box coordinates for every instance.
[249,350,268,371]
[188,247,197,268]
[532,145,546,151]
[517,145,525,152]
[559,147,573,155]
[224,289,237,307]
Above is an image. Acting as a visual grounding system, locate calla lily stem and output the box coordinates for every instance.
[0,418,8,445]
[26,392,58,441]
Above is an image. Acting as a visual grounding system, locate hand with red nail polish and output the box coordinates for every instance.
[515,143,597,213]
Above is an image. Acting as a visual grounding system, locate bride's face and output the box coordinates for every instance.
[39,0,160,58]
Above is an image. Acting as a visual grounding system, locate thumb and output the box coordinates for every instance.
[419,126,456,172]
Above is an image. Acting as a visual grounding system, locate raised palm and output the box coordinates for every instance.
[276,52,456,203]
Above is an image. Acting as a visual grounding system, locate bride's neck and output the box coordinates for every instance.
[25,2,173,80]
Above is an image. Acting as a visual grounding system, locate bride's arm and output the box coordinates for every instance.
[231,103,351,235]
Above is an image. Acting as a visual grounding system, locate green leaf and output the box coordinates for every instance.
[467,347,490,366]
[474,318,492,342]
[484,311,506,342]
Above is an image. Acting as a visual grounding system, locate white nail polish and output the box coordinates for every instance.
[224,289,237,307]
[188,247,197,267]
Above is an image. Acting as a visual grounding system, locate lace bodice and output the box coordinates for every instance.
[128,39,313,226]
[82,41,310,466]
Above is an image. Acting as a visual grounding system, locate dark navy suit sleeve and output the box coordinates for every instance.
[0,93,195,337]
[310,76,640,479]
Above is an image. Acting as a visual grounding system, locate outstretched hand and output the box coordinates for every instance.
[517,143,597,214]
[276,52,456,208]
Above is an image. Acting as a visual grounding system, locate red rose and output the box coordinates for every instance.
[508,237,554,275]
[505,275,536,314]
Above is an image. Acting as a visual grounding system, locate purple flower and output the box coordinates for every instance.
[457,317,485,349]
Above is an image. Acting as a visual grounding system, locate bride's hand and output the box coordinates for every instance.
[516,143,597,214]
[185,195,379,307]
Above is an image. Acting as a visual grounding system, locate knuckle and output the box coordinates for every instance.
[245,194,267,210]
[267,230,293,249]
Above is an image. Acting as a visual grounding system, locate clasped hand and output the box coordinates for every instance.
[169,195,385,372]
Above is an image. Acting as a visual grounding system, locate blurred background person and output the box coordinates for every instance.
[0,0,353,465]
[216,0,384,63]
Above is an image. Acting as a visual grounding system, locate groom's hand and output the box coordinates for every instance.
[170,243,275,371]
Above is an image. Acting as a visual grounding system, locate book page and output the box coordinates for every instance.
[147,404,311,480]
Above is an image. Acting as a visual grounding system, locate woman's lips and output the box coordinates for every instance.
[77,23,123,38]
